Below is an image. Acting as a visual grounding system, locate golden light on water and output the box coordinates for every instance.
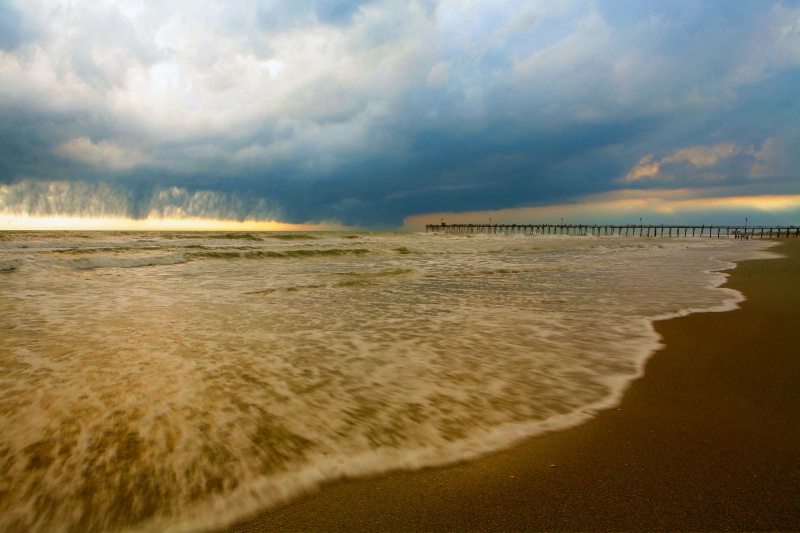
[0,214,351,232]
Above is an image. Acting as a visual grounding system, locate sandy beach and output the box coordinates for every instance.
[227,239,800,532]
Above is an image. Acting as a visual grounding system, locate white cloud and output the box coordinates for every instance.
[154,16,187,52]
[0,0,438,172]
[2,0,779,169]
[55,137,150,170]
[426,60,450,88]
[508,6,618,116]
[148,62,185,92]
[622,143,754,183]
[622,154,661,183]
[732,4,800,85]
[662,144,741,168]
[262,59,284,78]
[513,8,611,78]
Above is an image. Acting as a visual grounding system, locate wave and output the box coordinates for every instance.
[246,284,326,293]
[430,267,548,278]
[242,270,415,295]
[52,246,161,255]
[186,248,371,261]
[247,271,414,294]
[69,253,187,270]
[334,268,415,279]
[328,268,417,288]
[245,248,370,259]
[244,288,277,295]
[265,234,317,241]
[189,251,243,259]
[206,233,263,241]
[283,248,369,258]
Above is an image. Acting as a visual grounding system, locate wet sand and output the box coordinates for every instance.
[228,239,800,532]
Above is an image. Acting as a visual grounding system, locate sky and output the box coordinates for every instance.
[1,0,799,231]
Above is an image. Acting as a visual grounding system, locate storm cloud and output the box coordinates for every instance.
[1,0,799,228]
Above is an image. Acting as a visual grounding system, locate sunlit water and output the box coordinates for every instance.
[0,231,777,532]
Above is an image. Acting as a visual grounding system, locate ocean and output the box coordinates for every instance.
[0,230,777,532]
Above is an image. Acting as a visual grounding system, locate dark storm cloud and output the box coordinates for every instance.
[1,0,799,227]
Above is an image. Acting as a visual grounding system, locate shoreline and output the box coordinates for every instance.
[227,239,800,532]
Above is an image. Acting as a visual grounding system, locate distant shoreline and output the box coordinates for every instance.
[228,239,800,532]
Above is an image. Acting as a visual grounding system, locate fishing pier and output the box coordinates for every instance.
[426,223,799,239]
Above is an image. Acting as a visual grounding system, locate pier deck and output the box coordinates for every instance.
[426,223,799,239]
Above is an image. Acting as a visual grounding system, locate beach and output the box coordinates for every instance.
[228,238,800,532]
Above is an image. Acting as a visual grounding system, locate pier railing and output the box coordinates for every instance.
[425,224,799,239]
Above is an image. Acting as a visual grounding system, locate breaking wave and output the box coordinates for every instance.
[68,253,187,270]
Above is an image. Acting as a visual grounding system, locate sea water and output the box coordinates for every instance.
[0,231,777,532]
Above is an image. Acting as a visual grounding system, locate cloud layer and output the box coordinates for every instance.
[1,0,799,227]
